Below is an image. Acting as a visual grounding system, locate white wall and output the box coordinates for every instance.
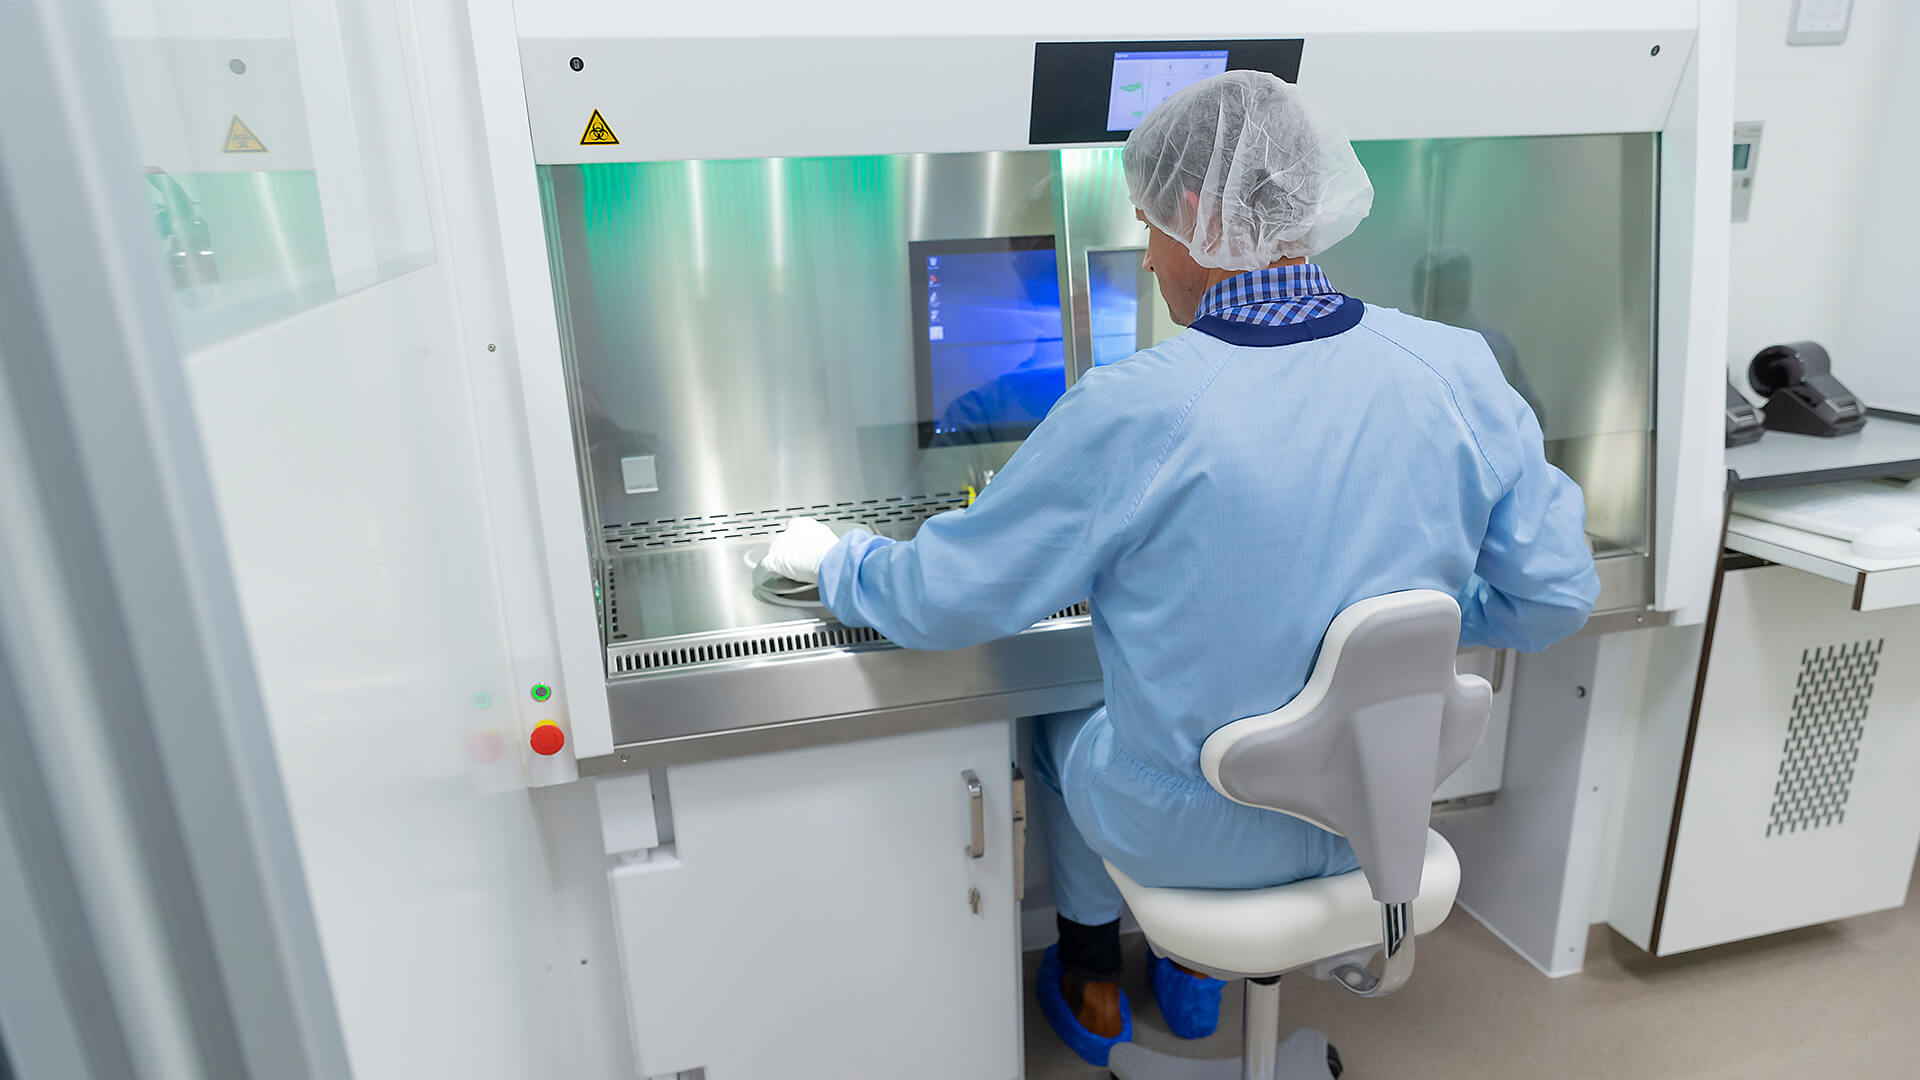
[1837,2,1920,414]
[1726,0,1906,399]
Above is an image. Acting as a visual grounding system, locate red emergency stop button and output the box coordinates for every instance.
[529,720,566,757]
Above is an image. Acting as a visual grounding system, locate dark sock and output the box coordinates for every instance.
[1056,914,1123,982]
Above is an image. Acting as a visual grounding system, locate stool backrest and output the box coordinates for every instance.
[1200,590,1491,905]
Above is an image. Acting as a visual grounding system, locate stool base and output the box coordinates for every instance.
[1108,1028,1336,1080]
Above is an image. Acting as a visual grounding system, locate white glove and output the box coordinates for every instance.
[760,517,840,584]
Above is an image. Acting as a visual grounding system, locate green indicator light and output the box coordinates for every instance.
[530,683,552,703]
[471,691,492,709]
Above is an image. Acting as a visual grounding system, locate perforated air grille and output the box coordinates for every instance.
[602,493,969,550]
[613,624,889,674]
[1767,639,1881,837]
[603,564,621,639]
[607,601,1092,675]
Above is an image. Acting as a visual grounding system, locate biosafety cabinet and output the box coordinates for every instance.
[466,3,1732,1076]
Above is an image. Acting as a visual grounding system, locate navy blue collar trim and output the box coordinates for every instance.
[1190,296,1365,347]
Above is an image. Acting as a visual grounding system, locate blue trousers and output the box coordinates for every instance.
[1029,707,1360,929]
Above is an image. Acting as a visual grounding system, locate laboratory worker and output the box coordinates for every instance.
[762,70,1599,1065]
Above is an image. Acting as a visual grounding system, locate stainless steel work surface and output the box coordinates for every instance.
[596,618,1105,767]
[601,494,962,645]
[592,555,1649,769]
[603,542,821,643]
[602,536,1645,667]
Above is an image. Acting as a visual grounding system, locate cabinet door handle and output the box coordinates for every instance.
[963,770,985,859]
[1011,767,1028,900]
[1491,648,1509,694]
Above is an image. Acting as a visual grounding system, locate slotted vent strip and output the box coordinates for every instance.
[1767,639,1881,837]
[604,566,625,641]
[603,492,969,549]
[607,602,1090,675]
[614,624,889,673]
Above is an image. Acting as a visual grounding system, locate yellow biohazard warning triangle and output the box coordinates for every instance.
[222,115,268,153]
[579,108,619,146]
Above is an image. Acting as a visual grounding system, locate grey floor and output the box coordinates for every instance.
[1024,874,1920,1079]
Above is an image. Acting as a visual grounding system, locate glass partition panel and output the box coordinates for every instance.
[109,0,436,348]
[1074,133,1658,559]
[1323,135,1657,557]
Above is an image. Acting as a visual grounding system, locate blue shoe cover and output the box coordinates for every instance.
[1036,944,1132,1066]
[1150,953,1226,1039]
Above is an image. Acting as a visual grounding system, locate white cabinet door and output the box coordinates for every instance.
[1658,567,1920,954]
[607,721,1021,1080]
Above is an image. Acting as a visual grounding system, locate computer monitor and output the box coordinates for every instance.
[910,235,1065,448]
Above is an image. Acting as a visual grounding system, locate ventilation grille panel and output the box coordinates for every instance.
[603,493,968,550]
[604,562,622,640]
[613,624,888,674]
[1767,639,1881,837]
[608,601,1092,675]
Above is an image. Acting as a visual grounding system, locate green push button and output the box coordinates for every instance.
[530,683,552,703]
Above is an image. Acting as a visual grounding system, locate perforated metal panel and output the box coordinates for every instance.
[603,492,969,550]
[1767,639,1882,837]
[608,602,1092,675]
[613,624,889,674]
[1650,568,1920,956]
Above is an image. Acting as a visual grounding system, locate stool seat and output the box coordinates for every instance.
[1105,829,1461,979]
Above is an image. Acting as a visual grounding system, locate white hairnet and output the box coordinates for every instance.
[1123,71,1373,270]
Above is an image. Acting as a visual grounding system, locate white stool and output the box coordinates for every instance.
[1106,591,1492,1080]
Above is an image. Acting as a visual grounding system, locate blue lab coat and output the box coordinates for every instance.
[817,300,1599,921]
